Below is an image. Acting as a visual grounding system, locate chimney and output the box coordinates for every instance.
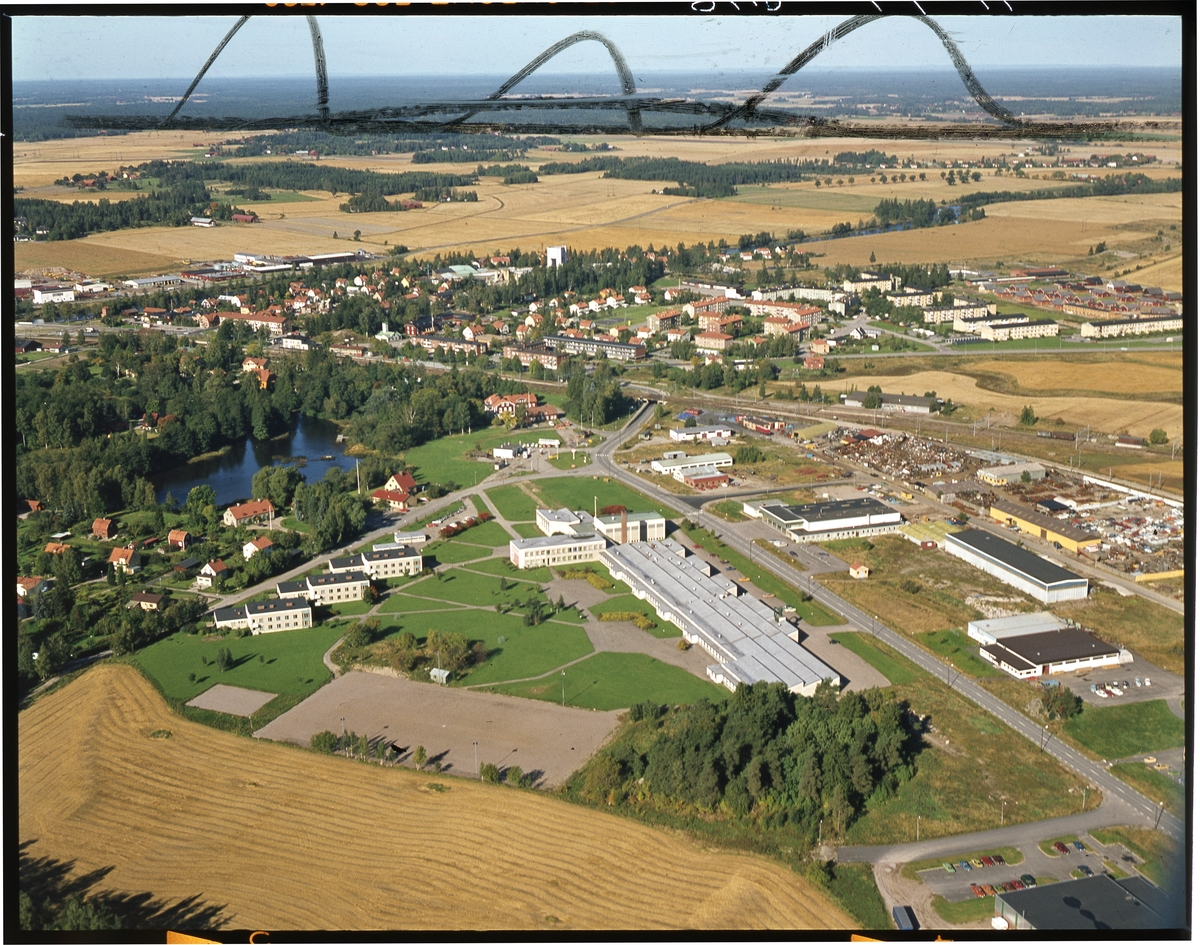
[621,508,628,544]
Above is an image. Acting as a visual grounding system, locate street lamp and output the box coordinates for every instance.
[474,740,479,778]
[561,670,566,706]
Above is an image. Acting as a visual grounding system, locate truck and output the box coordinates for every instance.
[892,905,917,931]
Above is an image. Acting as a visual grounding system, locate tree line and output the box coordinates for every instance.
[568,681,919,849]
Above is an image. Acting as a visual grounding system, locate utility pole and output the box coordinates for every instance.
[1001,799,1006,825]
[561,669,566,706]
[473,740,479,778]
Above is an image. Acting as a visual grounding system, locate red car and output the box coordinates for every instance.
[971,884,985,898]
[981,856,995,867]
[983,885,997,896]
[1011,880,1025,890]
[993,855,1006,866]
[1054,842,1070,855]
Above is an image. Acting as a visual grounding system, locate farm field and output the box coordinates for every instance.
[813,367,1185,441]
[1124,253,1183,292]
[13,239,184,279]
[17,664,854,931]
[489,652,726,710]
[965,354,1182,398]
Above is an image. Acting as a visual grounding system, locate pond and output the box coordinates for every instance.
[153,416,357,508]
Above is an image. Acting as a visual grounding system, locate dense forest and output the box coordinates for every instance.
[14,324,532,521]
[566,681,919,852]
[537,156,832,197]
[413,148,526,164]
[224,131,557,157]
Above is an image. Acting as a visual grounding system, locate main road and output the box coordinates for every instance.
[592,402,1185,843]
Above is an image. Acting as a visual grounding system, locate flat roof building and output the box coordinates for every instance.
[994,874,1182,930]
[650,452,734,476]
[760,498,902,543]
[977,462,1047,486]
[593,510,667,543]
[509,533,608,569]
[967,612,1068,645]
[989,497,1102,553]
[602,540,840,697]
[978,625,1124,679]
[842,391,936,414]
[669,424,735,443]
[945,530,1088,603]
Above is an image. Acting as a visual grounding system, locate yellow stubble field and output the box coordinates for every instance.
[19,664,852,932]
[808,368,1183,441]
[968,354,1183,396]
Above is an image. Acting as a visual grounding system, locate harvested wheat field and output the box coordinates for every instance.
[19,664,852,932]
[13,240,184,279]
[1127,253,1185,293]
[818,369,1184,440]
[968,356,1182,396]
[12,131,227,187]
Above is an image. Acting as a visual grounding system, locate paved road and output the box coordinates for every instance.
[592,404,1185,844]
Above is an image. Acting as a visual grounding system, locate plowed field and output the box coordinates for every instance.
[19,664,853,931]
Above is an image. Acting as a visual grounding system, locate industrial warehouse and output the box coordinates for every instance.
[967,613,1127,679]
[989,497,1102,553]
[757,497,903,542]
[601,539,840,696]
[994,874,1181,930]
[945,530,1089,603]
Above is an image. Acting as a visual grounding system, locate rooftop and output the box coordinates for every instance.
[763,497,897,526]
[308,570,370,586]
[947,530,1088,588]
[991,497,1100,543]
[996,873,1182,930]
[247,598,312,617]
[988,626,1119,667]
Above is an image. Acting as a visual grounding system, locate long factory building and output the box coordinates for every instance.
[945,529,1089,603]
[602,539,840,696]
[759,497,903,543]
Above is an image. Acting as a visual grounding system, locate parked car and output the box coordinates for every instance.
[993,855,1006,866]
[1079,865,1093,877]
[1021,874,1037,887]
[1121,680,1129,688]
[959,861,972,872]
[1097,688,1109,698]
[970,859,984,869]
[1089,683,1098,692]
[1111,686,1124,696]
[943,863,956,873]
[1135,677,1143,687]
[1054,842,1070,855]
[983,884,997,896]
[1011,880,1025,890]
[1073,841,1085,852]
[971,884,985,898]
[982,856,996,867]
[1145,677,1152,686]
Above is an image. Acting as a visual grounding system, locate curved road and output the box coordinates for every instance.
[592,402,1184,844]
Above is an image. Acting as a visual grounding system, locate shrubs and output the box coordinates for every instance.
[598,611,656,632]
[437,511,494,540]
[480,762,501,783]
[557,568,615,591]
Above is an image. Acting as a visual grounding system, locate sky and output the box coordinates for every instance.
[11,13,1184,83]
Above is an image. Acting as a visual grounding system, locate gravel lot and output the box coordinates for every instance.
[187,684,278,717]
[254,671,620,787]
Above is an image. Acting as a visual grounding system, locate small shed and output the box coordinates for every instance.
[429,667,450,685]
[849,562,870,580]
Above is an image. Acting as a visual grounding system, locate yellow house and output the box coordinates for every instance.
[989,498,1101,554]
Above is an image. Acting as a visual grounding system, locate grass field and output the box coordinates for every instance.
[1049,587,1184,675]
[488,652,726,710]
[423,539,493,565]
[915,628,1003,678]
[406,568,550,611]
[402,428,547,488]
[17,663,855,930]
[460,556,551,583]
[451,520,514,547]
[531,476,670,518]
[828,633,922,686]
[589,594,681,639]
[1089,827,1183,892]
[709,500,748,522]
[1062,700,1184,758]
[377,594,467,614]
[455,618,594,687]
[817,535,1023,636]
[485,484,540,522]
[1109,764,1185,818]
[679,524,841,626]
[512,522,542,538]
[827,863,890,931]
[929,894,997,925]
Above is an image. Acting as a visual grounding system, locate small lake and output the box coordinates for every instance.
[153,416,357,508]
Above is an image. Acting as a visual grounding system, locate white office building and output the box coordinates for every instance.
[509,534,608,569]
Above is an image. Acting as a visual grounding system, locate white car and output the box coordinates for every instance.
[1145,678,1152,686]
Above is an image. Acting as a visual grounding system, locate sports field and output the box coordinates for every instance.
[18,664,853,930]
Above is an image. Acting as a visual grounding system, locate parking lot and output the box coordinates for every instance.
[917,840,1113,903]
[1057,653,1185,716]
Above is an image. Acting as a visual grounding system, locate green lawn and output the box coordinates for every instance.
[454,618,594,686]
[1089,827,1183,891]
[488,652,727,709]
[930,894,996,925]
[915,628,1002,678]
[828,632,922,686]
[401,568,549,611]
[512,522,542,539]
[828,862,890,931]
[589,593,681,638]
[679,523,841,626]
[547,452,591,471]
[280,516,312,534]
[423,539,494,565]
[1063,700,1184,758]
[485,484,540,522]
[377,593,467,614]
[1109,763,1185,818]
[133,625,343,703]
[532,476,671,518]
[403,428,549,487]
[710,500,748,522]
[459,556,550,583]
[451,520,514,548]
[329,599,372,616]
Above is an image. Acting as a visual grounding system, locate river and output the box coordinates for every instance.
[152,416,357,508]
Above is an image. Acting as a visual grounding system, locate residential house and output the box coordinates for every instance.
[243,536,275,560]
[197,559,229,588]
[130,591,165,611]
[92,518,118,540]
[695,331,734,352]
[223,498,275,528]
[242,356,269,373]
[44,542,70,555]
[803,354,825,371]
[16,576,45,597]
[483,392,539,416]
[109,547,141,574]
[369,488,411,511]
[849,562,870,580]
[383,472,418,494]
